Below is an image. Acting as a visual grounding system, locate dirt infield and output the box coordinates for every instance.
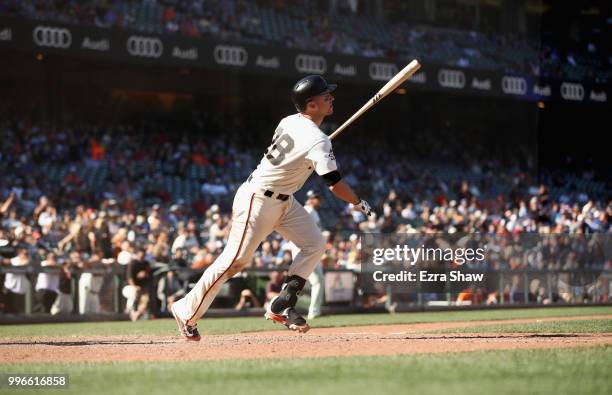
[2,315,610,364]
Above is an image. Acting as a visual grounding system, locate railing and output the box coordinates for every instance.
[365,268,611,308]
[1,264,609,319]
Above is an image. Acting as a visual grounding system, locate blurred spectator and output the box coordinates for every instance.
[2,248,30,313]
[259,241,276,267]
[170,248,188,268]
[362,282,396,313]
[455,287,485,305]
[127,249,152,321]
[152,231,170,263]
[207,213,228,251]
[50,257,74,315]
[264,271,285,309]
[276,250,293,268]
[234,287,261,311]
[156,270,185,313]
[78,253,104,314]
[117,241,133,266]
[34,252,60,313]
[0,191,16,217]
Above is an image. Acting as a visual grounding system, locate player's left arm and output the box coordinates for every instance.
[307,140,373,216]
[327,178,358,204]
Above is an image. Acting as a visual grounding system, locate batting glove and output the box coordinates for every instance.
[356,199,373,217]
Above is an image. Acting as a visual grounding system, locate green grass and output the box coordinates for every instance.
[436,318,612,334]
[0,306,610,338]
[0,346,610,395]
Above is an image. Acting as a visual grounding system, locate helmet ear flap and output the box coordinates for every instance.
[291,75,336,113]
[303,98,315,112]
[293,97,312,113]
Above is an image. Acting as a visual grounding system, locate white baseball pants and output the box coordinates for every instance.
[308,265,324,319]
[173,182,325,326]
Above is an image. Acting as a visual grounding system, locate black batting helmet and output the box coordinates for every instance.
[291,75,337,112]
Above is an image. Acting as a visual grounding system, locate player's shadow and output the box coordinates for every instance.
[0,340,176,346]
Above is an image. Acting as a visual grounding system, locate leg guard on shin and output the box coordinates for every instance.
[271,275,306,313]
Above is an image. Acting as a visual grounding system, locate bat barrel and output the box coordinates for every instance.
[329,60,420,141]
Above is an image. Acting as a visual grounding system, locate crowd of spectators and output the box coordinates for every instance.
[0,115,609,316]
[1,0,609,83]
[334,149,609,236]
[0,114,252,213]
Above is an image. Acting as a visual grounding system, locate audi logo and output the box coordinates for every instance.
[127,36,163,58]
[560,82,585,101]
[409,71,427,84]
[295,54,326,74]
[32,26,71,49]
[437,69,465,89]
[214,45,248,66]
[589,91,607,102]
[501,76,527,95]
[369,62,398,81]
[533,84,551,97]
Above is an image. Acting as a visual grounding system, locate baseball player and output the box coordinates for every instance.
[171,75,372,340]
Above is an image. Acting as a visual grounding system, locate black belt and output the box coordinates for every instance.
[263,190,289,201]
[247,175,289,201]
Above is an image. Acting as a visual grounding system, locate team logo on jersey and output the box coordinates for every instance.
[327,149,336,161]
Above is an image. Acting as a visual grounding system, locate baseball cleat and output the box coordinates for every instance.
[265,305,310,333]
[171,304,201,341]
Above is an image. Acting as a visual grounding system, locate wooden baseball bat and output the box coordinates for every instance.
[329,59,421,141]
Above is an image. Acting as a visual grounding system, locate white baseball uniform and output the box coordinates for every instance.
[173,113,336,325]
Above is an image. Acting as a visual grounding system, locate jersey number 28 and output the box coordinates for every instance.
[265,127,294,165]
